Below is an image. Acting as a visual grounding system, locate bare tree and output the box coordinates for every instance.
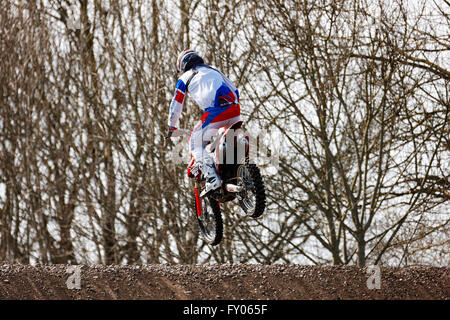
[0,0,447,266]
[240,0,449,266]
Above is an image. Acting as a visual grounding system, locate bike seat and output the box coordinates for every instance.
[206,121,243,153]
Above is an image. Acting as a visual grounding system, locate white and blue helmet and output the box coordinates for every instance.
[176,49,202,73]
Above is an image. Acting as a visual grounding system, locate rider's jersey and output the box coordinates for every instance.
[168,65,239,128]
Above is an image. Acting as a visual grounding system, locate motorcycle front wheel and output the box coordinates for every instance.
[194,190,223,246]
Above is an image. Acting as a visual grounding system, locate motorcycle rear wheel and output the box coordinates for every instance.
[237,163,266,218]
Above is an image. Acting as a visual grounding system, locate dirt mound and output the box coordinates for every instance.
[0,264,448,300]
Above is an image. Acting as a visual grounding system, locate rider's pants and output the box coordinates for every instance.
[190,103,241,162]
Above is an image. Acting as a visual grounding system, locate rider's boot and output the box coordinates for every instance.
[199,157,221,197]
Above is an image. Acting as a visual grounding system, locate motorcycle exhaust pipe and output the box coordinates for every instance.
[225,183,243,193]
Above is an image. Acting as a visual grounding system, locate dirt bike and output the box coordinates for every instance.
[180,120,266,246]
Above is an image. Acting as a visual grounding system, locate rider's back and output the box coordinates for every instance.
[180,65,239,110]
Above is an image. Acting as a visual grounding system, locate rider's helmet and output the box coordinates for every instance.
[176,49,204,73]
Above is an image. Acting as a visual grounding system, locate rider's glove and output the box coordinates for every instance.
[165,126,178,139]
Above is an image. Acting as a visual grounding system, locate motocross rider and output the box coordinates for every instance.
[166,49,241,197]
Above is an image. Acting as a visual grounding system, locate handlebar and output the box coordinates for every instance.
[165,129,192,139]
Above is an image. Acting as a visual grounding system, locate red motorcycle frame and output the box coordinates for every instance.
[185,120,266,245]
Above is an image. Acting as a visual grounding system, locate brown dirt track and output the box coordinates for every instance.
[0,264,448,300]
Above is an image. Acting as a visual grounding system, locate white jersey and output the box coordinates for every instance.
[168,65,239,128]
